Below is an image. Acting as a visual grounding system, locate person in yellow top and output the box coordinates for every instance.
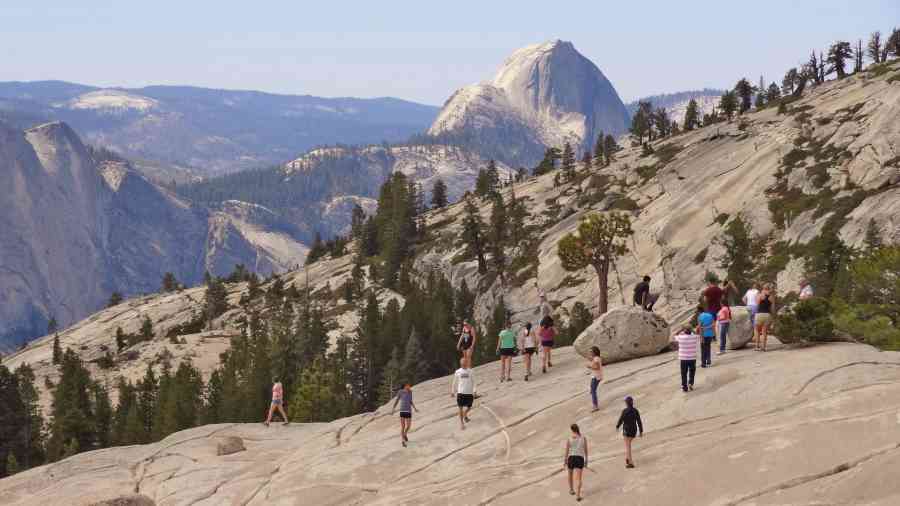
[497,322,517,382]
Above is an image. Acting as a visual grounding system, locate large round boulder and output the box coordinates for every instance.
[725,306,754,350]
[573,306,670,363]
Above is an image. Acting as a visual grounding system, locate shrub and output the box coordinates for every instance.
[776,298,835,343]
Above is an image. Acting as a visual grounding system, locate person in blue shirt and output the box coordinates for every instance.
[696,305,716,367]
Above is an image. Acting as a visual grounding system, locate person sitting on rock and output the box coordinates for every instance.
[633,275,658,311]
[264,379,289,426]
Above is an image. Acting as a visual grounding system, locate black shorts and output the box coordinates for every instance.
[623,430,637,438]
[457,393,474,408]
[500,348,516,357]
[399,412,411,419]
[524,347,536,355]
[542,341,554,348]
[567,456,585,469]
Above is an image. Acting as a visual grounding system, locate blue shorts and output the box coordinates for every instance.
[272,399,282,406]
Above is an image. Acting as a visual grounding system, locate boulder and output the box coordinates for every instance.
[725,306,754,350]
[573,306,669,363]
[216,436,245,456]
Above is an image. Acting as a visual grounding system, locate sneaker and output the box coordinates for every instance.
[548,362,553,367]
[689,385,694,391]
[627,462,635,469]
[402,440,407,447]
[682,386,688,392]
[717,351,725,355]
[542,367,547,374]
[524,374,529,382]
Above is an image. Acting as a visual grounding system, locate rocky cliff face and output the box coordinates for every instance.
[3,342,900,505]
[0,122,308,350]
[428,40,631,164]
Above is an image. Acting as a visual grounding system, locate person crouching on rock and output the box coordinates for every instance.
[451,357,476,430]
[391,382,418,447]
[264,379,289,426]
[563,423,589,501]
[586,346,604,412]
[539,315,557,374]
[616,396,643,468]
[518,322,537,381]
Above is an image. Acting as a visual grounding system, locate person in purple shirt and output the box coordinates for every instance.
[391,383,419,447]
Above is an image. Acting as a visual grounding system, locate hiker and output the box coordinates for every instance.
[633,275,658,311]
[799,279,814,300]
[497,321,517,382]
[456,322,477,367]
[702,276,724,319]
[743,282,760,331]
[673,327,699,392]
[586,346,604,412]
[264,380,289,426]
[717,302,732,355]
[390,383,418,447]
[563,423,589,501]
[450,357,476,430]
[697,305,716,367]
[755,284,775,352]
[539,315,557,374]
[537,288,553,320]
[615,396,643,468]
[722,279,739,306]
[517,322,537,381]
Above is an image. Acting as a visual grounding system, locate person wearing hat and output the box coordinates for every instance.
[615,396,643,468]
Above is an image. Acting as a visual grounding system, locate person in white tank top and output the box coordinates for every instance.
[563,423,589,501]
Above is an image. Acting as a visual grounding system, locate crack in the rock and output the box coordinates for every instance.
[132,424,237,494]
[794,361,900,395]
[724,442,900,505]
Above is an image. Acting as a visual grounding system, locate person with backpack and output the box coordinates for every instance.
[697,305,716,367]
[517,322,537,381]
[615,396,643,468]
[496,321,517,382]
[586,346,604,412]
[456,322,476,367]
[539,315,557,374]
[755,284,775,352]
[264,380,289,426]
[390,383,419,447]
[672,326,699,392]
[563,423,589,501]
[717,302,732,354]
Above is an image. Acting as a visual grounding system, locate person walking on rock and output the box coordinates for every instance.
[673,327,699,392]
[497,321,517,382]
[451,357,476,430]
[517,322,537,381]
[539,315,557,374]
[563,423,589,501]
[717,302,732,355]
[615,396,643,468]
[391,383,418,447]
[264,380,289,426]
[456,322,477,367]
[755,284,775,352]
[586,346,604,412]
[697,306,716,367]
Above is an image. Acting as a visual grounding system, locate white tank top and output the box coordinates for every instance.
[568,435,586,458]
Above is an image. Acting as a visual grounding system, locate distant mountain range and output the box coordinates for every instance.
[0,81,439,177]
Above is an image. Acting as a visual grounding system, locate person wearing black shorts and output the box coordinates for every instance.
[563,423,589,501]
[497,323,517,382]
[615,396,644,468]
[391,383,418,447]
[517,322,537,380]
[451,358,476,430]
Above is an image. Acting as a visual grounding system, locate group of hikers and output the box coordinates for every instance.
[261,274,802,501]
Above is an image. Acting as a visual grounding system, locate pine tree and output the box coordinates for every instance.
[92,382,112,448]
[350,292,381,410]
[581,149,592,169]
[630,101,652,144]
[202,370,223,424]
[115,327,127,352]
[377,347,403,405]
[0,365,27,477]
[560,142,576,181]
[593,133,605,169]
[734,78,754,114]
[13,363,45,469]
[782,68,799,96]
[161,272,179,292]
[107,292,123,308]
[350,204,366,239]
[486,160,500,195]
[47,317,58,335]
[111,377,136,444]
[863,219,883,254]
[46,350,97,461]
[719,91,738,120]
[52,334,62,364]
[603,135,617,166]
[431,178,449,208]
[868,31,883,63]
[461,197,488,274]
[204,273,229,325]
[361,216,379,256]
[488,193,508,276]
[827,41,853,79]
[507,185,529,248]
[532,147,561,176]
[290,357,353,423]
[139,316,154,341]
[854,39,864,73]
[766,82,782,103]
[135,363,157,443]
[401,328,430,385]
[5,453,19,476]
[652,107,671,137]
[683,99,699,131]
[558,213,634,315]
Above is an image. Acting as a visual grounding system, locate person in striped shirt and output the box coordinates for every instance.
[673,327,699,392]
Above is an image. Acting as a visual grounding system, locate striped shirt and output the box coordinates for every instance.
[675,333,699,361]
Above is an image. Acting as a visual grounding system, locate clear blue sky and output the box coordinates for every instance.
[2,1,897,105]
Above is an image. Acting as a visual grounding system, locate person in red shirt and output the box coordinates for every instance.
[702,279,724,320]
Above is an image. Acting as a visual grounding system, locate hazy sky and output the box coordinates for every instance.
[2,1,897,105]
